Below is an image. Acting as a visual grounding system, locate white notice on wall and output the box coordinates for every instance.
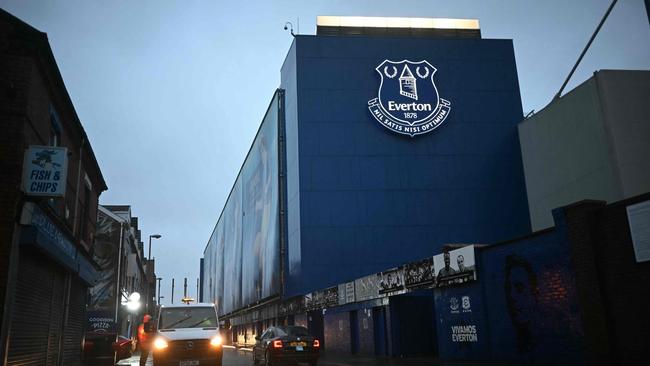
[626,200,650,263]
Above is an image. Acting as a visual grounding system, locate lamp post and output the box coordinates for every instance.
[148,234,161,260]
[157,277,162,305]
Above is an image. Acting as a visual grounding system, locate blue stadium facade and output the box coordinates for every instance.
[201,22,541,361]
[281,35,531,298]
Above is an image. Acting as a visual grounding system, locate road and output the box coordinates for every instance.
[116,346,500,366]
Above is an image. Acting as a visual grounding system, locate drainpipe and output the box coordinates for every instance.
[72,137,85,235]
[113,222,125,364]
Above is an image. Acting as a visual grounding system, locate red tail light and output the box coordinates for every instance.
[273,340,283,348]
[313,339,320,348]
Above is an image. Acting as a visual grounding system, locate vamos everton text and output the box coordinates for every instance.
[29,169,62,193]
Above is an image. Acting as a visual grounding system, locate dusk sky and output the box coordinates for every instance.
[2,0,648,305]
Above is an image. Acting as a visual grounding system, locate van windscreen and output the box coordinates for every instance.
[160,307,217,329]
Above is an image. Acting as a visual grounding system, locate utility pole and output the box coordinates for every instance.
[183,278,188,299]
[157,277,162,305]
[196,278,199,300]
[171,278,175,304]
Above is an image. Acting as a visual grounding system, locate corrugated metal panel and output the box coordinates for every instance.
[7,253,65,366]
[47,271,65,366]
[62,278,86,365]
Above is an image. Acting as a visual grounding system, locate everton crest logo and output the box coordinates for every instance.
[368,60,451,137]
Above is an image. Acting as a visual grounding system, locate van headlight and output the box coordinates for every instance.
[210,335,222,347]
[154,338,168,350]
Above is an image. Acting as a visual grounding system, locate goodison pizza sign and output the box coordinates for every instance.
[368,59,451,137]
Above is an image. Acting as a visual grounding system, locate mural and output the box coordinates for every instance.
[504,254,538,354]
[479,234,585,363]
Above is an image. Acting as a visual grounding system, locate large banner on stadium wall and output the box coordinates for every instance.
[355,274,380,302]
[403,256,436,289]
[203,91,282,316]
[377,268,406,295]
[433,245,477,287]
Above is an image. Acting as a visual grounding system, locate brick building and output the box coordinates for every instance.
[0,9,107,365]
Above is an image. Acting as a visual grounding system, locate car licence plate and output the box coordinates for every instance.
[179,361,199,366]
[296,346,304,351]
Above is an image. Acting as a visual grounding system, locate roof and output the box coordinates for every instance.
[103,205,132,212]
[316,16,481,38]
[0,8,108,192]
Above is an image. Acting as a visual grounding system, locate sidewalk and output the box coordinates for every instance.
[115,351,151,366]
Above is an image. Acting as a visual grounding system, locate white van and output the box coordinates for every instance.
[152,302,223,366]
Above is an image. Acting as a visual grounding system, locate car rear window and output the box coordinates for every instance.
[276,326,310,336]
[159,307,217,329]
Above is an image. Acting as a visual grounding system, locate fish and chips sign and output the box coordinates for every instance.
[22,146,68,197]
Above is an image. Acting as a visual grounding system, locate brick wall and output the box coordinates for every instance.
[324,311,350,353]
[356,308,374,355]
[0,50,29,339]
[589,194,650,363]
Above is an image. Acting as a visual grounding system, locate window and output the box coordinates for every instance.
[159,307,217,330]
[49,105,62,147]
[79,185,91,241]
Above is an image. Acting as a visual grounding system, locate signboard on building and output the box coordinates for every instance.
[368,60,451,137]
[377,268,405,295]
[22,145,68,197]
[86,310,117,333]
[337,281,355,305]
[354,274,380,302]
[89,208,122,311]
[304,287,338,310]
[433,246,477,287]
[627,200,650,263]
[404,257,436,289]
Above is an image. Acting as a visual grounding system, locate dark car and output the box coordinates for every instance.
[83,333,133,365]
[252,326,320,366]
[112,335,134,361]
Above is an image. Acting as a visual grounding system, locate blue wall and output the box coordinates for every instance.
[434,281,490,360]
[434,209,585,364]
[280,35,531,297]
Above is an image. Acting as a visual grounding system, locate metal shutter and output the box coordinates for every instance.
[7,253,65,366]
[61,278,86,365]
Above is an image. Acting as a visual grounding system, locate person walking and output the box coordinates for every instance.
[137,314,153,366]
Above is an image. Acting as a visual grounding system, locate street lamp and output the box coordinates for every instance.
[148,234,161,260]
[121,292,141,312]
